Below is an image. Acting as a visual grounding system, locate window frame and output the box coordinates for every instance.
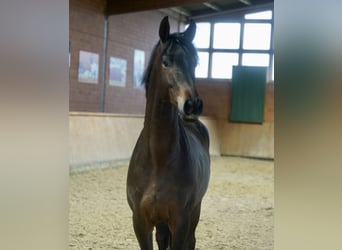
[195,7,274,82]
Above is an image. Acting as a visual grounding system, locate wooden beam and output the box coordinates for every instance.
[170,7,191,17]
[106,0,206,15]
[203,2,221,11]
[239,0,251,5]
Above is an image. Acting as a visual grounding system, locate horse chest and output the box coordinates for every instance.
[140,179,190,224]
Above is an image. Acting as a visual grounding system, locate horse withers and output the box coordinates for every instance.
[126,16,210,250]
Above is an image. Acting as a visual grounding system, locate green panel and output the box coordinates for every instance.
[230,66,267,123]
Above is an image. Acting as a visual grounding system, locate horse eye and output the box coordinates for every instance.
[162,56,171,68]
[162,60,169,68]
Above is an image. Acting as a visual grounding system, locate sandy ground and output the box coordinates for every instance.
[70,156,274,250]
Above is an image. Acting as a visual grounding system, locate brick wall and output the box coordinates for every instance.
[197,80,230,120]
[69,0,274,119]
[69,0,182,113]
[69,0,106,111]
[104,11,180,114]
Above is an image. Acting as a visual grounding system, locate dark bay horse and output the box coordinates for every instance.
[126,16,210,250]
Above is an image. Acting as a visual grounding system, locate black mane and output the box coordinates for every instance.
[142,32,198,97]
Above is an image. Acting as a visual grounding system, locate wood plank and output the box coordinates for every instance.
[219,120,274,159]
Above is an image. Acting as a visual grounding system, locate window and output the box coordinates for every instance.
[243,23,271,50]
[212,53,239,79]
[213,23,240,49]
[193,23,211,48]
[242,53,270,66]
[193,7,274,81]
[244,10,272,20]
[196,52,209,78]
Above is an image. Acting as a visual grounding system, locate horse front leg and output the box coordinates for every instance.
[132,213,153,250]
[156,222,171,250]
[169,214,191,250]
[185,202,202,250]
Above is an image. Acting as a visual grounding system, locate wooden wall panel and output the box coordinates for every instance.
[69,113,221,168]
[219,121,274,158]
[197,80,274,158]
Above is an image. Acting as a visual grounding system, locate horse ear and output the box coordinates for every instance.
[184,20,196,42]
[159,16,170,43]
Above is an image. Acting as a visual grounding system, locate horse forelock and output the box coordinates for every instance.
[143,33,198,97]
[168,33,198,66]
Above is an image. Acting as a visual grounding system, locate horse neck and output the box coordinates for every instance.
[144,73,181,160]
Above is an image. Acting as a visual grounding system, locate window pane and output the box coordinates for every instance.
[195,52,209,78]
[193,23,211,48]
[243,23,271,50]
[245,10,272,20]
[213,23,241,49]
[211,53,239,79]
[242,53,270,66]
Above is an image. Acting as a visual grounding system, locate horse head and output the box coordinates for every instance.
[157,16,203,119]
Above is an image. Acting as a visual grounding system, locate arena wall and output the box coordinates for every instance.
[69,113,220,169]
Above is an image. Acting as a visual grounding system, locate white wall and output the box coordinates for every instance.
[69,112,220,169]
[69,112,143,168]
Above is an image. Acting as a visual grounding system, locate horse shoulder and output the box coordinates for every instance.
[183,120,210,150]
[127,129,152,207]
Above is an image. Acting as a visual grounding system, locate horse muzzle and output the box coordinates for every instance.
[184,97,203,116]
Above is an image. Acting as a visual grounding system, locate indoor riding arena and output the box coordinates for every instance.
[69,0,274,249]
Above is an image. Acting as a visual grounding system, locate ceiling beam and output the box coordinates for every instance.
[203,2,221,11]
[158,8,188,23]
[170,7,191,17]
[192,2,273,20]
[239,0,252,5]
[106,0,207,16]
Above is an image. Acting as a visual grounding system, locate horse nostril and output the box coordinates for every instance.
[195,99,203,115]
[184,98,203,116]
[184,99,193,115]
